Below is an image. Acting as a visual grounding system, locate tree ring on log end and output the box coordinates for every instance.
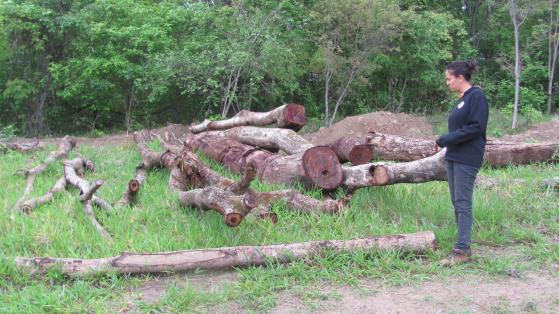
[225,213,243,227]
[302,146,343,190]
[129,179,140,193]
[280,103,307,131]
[348,144,373,165]
[372,165,390,185]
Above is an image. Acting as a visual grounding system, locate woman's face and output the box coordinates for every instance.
[445,70,464,92]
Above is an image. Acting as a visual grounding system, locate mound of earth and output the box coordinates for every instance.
[497,119,559,143]
[303,111,436,145]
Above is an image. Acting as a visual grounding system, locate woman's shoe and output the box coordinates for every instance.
[440,248,472,267]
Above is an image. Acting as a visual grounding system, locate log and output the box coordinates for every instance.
[341,149,447,190]
[5,140,44,153]
[189,103,307,133]
[176,148,346,216]
[117,163,148,207]
[64,157,112,240]
[189,134,343,189]
[178,186,256,227]
[365,132,438,162]
[13,136,76,213]
[14,231,436,276]
[198,126,373,165]
[363,133,558,167]
[484,141,559,167]
[18,176,67,213]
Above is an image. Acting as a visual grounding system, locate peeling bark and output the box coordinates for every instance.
[14,231,436,276]
[190,103,307,133]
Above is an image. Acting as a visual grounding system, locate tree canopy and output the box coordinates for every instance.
[0,0,556,136]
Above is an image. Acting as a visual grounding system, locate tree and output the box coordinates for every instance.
[310,0,402,125]
[508,0,533,128]
[547,0,559,113]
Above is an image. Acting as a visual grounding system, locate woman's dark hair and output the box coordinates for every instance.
[446,60,477,81]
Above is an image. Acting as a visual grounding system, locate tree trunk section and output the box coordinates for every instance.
[15,231,436,276]
[485,141,559,166]
[188,134,343,189]
[365,132,438,162]
[190,103,307,133]
[342,149,447,190]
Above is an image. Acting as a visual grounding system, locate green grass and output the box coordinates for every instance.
[1,137,558,312]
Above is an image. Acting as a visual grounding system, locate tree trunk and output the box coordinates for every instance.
[15,231,436,276]
[188,134,343,189]
[190,103,307,133]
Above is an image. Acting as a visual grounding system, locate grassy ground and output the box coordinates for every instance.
[1,120,558,313]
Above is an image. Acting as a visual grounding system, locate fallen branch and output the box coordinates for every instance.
[13,136,76,212]
[4,140,44,153]
[14,231,436,276]
[190,103,307,133]
[64,157,112,240]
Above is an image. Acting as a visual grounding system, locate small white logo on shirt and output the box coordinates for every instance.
[457,101,465,109]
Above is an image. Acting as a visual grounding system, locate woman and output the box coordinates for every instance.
[436,60,489,266]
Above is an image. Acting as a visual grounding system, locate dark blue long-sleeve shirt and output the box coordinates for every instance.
[436,86,489,168]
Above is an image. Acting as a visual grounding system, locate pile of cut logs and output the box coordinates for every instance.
[8,104,558,276]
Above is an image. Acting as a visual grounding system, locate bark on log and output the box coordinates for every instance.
[256,190,347,214]
[341,149,447,190]
[13,136,76,213]
[14,231,436,276]
[118,163,148,207]
[190,103,307,133]
[188,134,343,189]
[330,136,373,165]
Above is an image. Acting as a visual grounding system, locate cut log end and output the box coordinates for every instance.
[348,144,373,165]
[128,179,140,193]
[225,213,243,227]
[302,146,343,190]
[371,165,390,185]
[242,193,258,209]
[280,103,307,131]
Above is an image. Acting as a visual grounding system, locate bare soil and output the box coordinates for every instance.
[303,111,437,145]
[498,119,559,143]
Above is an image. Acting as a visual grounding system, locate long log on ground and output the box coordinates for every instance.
[341,149,447,190]
[188,134,343,189]
[190,103,307,133]
[13,136,76,212]
[14,231,436,276]
[64,157,112,240]
[362,132,558,167]
[484,141,559,166]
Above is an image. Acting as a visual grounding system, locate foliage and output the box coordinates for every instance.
[0,0,558,135]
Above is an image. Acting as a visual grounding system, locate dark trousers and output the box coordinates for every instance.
[446,160,480,251]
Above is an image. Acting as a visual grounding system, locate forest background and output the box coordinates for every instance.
[1,0,557,137]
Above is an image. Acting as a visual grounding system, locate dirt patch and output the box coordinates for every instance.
[303,111,436,145]
[269,271,559,313]
[497,119,559,143]
[111,270,239,313]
